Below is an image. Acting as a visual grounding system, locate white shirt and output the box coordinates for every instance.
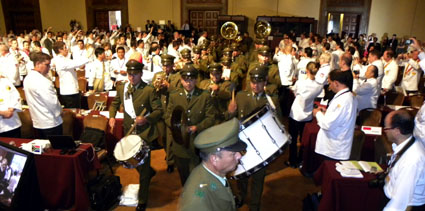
[9,48,31,76]
[110,57,128,82]
[197,36,207,46]
[0,53,20,86]
[401,59,422,91]
[414,103,425,147]
[52,54,89,95]
[296,57,315,81]
[277,53,295,86]
[315,88,358,160]
[0,78,22,133]
[384,137,425,211]
[381,59,399,90]
[353,78,379,111]
[315,63,331,85]
[290,78,323,122]
[71,47,87,62]
[87,59,113,90]
[24,70,63,129]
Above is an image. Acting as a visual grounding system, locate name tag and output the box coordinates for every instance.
[361,126,382,135]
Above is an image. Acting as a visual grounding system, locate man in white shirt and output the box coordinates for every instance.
[197,31,208,46]
[313,69,358,160]
[0,43,20,87]
[52,41,89,108]
[381,49,399,94]
[331,42,345,71]
[353,65,379,111]
[382,109,425,211]
[295,47,315,81]
[9,39,31,81]
[88,47,113,92]
[298,33,310,49]
[0,76,22,138]
[400,50,422,94]
[24,52,63,138]
[71,40,87,62]
[110,46,128,84]
[277,44,295,87]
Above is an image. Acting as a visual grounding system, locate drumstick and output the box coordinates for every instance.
[125,108,147,137]
[232,89,235,102]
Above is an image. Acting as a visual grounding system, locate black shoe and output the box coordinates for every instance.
[150,168,156,178]
[167,165,174,173]
[299,168,313,178]
[136,203,147,211]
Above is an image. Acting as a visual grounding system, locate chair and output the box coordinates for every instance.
[394,66,404,86]
[78,77,88,93]
[82,114,113,173]
[349,130,365,160]
[18,110,36,138]
[385,92,405,105]
[76,70,85,78]
[374,135,393,164]
[356,108,382,127]
[16,87,26,105]
[87,93,108,110]
[62,110,75,138]
[408,95,424,108]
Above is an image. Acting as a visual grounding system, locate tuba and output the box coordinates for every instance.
[220,21,238,40]
[254,20,271,39]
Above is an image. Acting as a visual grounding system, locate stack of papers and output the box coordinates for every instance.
[336,161,384,178]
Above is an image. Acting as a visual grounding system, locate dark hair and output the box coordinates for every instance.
[77,39,84,44]
[137,39,144,46]
[53,41,65,54]
[329,69,351,88]
[304,47,313,57]
[341,53,352,67]
[116,46,125,52]
[95,47,105,57]
[368,65,378,78]
[390,110,414,135]
[31,52,51,65]
[33,41,41,48]
[199,150,222,162]
[324,43,330,51]
[369,49,381,58]
[347,46,355,55]
[385,48,394,58]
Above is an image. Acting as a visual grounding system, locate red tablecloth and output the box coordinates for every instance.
[73,112,124,155]
[0,137,101,210]
[314,161,385,211]
[300,118,378,174]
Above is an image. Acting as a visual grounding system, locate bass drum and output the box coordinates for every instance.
[231,106,289,179]
[114,135,150,169]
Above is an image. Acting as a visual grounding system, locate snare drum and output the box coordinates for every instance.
[114,135,150,169]
[231,106,289,179]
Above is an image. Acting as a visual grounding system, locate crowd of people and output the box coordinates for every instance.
[0,20,425,211]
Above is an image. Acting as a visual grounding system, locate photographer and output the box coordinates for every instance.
[381,109,425,210]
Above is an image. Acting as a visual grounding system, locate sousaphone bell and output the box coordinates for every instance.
[170,106,190,148]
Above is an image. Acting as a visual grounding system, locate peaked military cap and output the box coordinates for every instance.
[195,118,247,153]
[126,59,144,74]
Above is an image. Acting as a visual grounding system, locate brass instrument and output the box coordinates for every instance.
[254,20,271,39]
[152,71,166,92]
[235,35,243,42]
[220,21,238,40]
[170,106,189,148]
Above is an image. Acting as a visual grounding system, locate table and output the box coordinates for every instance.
[314,161,385,211]
[300,118,378,175]
[71,110,124,155]
[0,137,101,210]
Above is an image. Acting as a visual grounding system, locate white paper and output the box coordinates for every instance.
[100,111,123,119]
[108,91,117,97]
[335,162,363,178]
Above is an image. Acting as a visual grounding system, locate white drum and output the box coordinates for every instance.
[114,135,150,168]
[231,106,289,179]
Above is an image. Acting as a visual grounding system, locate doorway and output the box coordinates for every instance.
[327,12,360,37]
[190,10,219,35]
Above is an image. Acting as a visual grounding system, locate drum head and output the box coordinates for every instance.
[114,135,143,161]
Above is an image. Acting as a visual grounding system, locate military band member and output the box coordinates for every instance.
[165,63,216,186]
[245,46,281,92]
[247,38,267,63]
[180,118,247,211]
[221,56,242,88]
[227,65,281,211]
[175,48,191,71]
[199,62,232,124]
[108,60,163,211]
[230,43,248,74]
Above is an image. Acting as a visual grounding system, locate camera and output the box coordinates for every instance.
[405,39,412,45]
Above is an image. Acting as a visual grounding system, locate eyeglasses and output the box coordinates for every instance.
[383,127,395,131]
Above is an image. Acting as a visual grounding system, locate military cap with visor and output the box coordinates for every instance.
[195,118,247,153]
[126,59,144,74]
[208,62,223,74]
[250,64,268,82]
[180,62,198,79]
[161,54,175,66]
[257,46,271,56]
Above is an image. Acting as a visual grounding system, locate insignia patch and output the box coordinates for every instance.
[195,189,205,198]
[6,86,11,91]
[337,104,341,108]
[210,182,217,191]
[0,99,3,102]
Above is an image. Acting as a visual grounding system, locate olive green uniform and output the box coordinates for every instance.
[165,87,216,185]
[180,165,236,211]
[198,79,232,124]
[109,81,163,204]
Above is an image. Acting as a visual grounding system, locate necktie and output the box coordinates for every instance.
[126,84,134,99]
[187,93,191,102]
